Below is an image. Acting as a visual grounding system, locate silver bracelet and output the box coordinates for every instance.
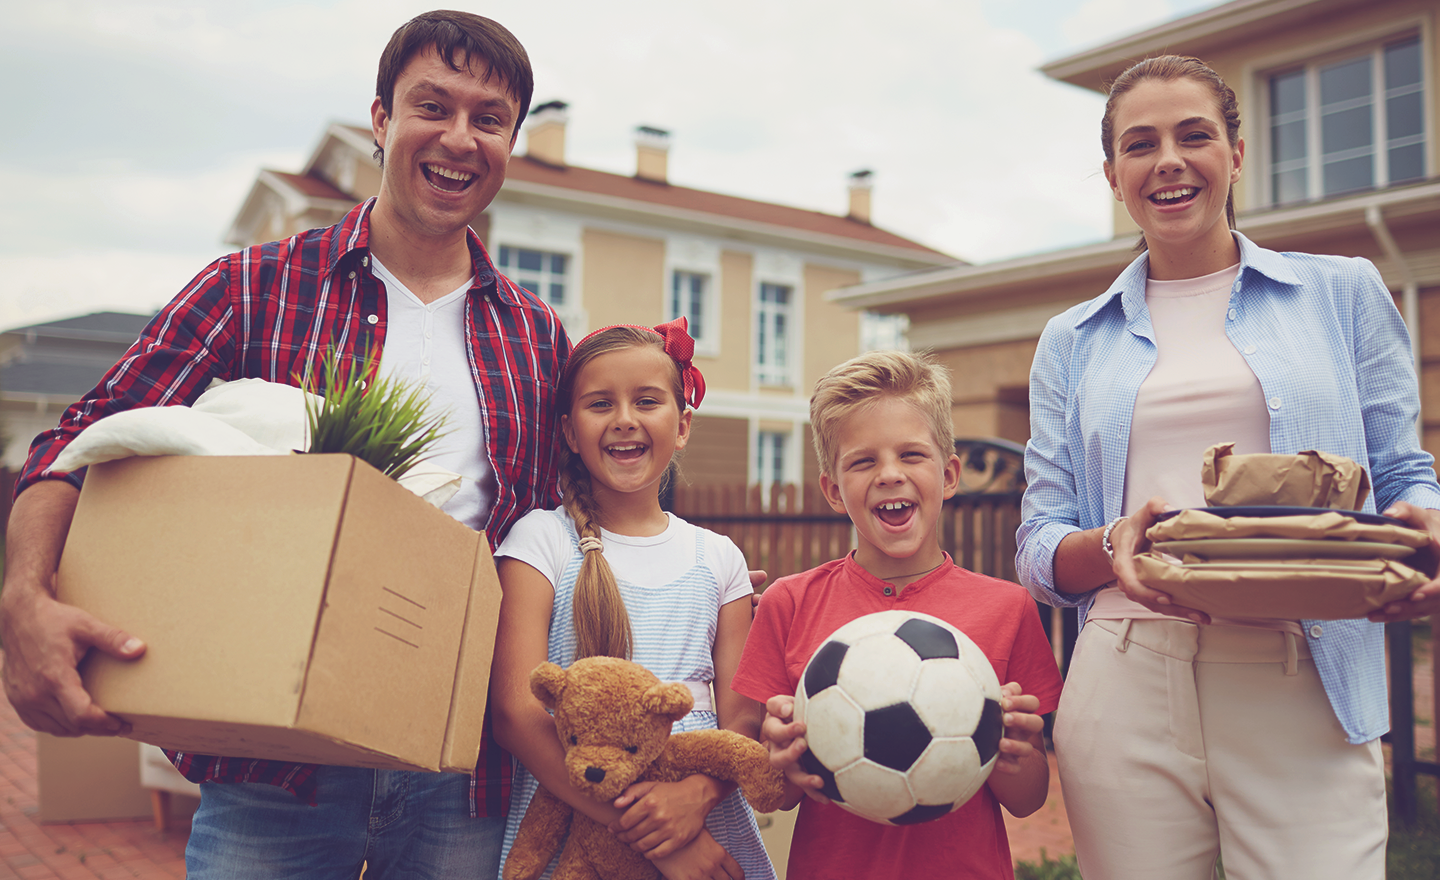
[1101,517,1125,561]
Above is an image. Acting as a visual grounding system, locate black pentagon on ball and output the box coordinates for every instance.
[973,697,1004,765]
[893,618,960,661]
[804,640,849,697]
[799,748,844,802]
[891,802,954,825]
[864,702,932,771]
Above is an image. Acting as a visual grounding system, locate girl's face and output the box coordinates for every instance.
[561,345,691,502]
[1104,77,1244,274]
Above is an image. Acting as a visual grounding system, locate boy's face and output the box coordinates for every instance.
[819,397,961,580]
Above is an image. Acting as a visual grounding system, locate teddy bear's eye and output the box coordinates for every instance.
[624,745,638,754]
[570,735,578,745]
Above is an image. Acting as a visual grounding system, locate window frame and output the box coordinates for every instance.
[487,207,586,335]
[1252,24,1431,208]
[754,280,796,388]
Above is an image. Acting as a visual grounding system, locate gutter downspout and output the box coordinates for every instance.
[1365,205,1421,439]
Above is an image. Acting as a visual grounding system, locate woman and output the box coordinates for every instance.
[1016,55,1440,880]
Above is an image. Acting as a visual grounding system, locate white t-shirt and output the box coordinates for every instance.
[371,256,494,531]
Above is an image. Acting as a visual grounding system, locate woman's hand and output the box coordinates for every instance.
[1111,496,1211,624]
[1368,501,1440,622]
[610,776,720,857]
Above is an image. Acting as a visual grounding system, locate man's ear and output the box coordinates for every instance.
[371,97,389,155]
[819,472,847,515]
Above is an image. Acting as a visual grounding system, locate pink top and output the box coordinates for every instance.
[1091,264,1300,633]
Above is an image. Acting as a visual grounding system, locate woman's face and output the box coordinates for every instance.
[1104,77,1244,273]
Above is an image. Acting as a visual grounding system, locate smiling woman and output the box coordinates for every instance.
[1017,54,1440,880]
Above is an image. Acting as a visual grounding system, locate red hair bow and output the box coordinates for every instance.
[651,317,706,409]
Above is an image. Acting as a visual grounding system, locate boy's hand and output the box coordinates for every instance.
[992,682,1044,775]
[761,695,829,803]
[610,776,717,857]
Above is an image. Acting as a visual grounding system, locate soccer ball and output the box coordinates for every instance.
[794,610,1004,825]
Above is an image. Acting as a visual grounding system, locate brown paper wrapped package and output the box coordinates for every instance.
[1146,510,1431,548]
[1201,442,1371,509]
[1133,554,1424,619]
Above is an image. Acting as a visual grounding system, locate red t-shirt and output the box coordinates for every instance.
[732,554,1064,880]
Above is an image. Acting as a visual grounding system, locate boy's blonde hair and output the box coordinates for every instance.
[810,350,955,477]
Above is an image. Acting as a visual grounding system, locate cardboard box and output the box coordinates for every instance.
[37,733,155,823]
[55,454,500,773]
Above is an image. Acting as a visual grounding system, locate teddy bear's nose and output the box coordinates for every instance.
[584,766,606,783]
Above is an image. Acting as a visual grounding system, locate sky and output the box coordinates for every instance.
[0,0,1221,331]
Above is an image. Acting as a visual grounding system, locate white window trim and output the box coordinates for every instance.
[1245,17,1432,209]
[664,236,722,358]
[752,251,805,390]
[749,419,805,496]
[487,206,587,335]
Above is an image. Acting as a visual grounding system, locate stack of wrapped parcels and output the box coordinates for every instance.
[1133,443,1435,619]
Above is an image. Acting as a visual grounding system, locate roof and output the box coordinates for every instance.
[0,360,122,399]
[329,123,953,263]
[265,169,354,202]
[1041,0,1362,93]
[4,311,154,342]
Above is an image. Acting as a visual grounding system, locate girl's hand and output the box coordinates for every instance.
[610,776,719,857]
[1369,501,1440,622]
[1112,496,1211,624]
[649,828,743,880]
[761,695,828,803]
[992,683,1043,774]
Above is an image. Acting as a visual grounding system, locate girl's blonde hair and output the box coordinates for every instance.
[556,325,688,660]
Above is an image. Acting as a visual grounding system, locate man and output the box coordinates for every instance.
[0,12,742,879]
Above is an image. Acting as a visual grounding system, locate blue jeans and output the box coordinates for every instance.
[186,766,503,879]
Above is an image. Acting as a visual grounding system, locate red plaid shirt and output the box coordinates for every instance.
[18,199,570,814]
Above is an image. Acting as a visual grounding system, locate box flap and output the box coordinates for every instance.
[440,535,503,772]
[57,455,352,726]
[297,456,477,767]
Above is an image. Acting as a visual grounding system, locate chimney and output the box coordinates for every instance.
[635,126,670,183]
[847,169,873,224]
[526,100,568,167]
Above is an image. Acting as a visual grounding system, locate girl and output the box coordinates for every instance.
[492,319,774,880]
[1016,55,1440,880]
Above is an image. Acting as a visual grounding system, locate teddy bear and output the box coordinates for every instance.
[502,656,787,880]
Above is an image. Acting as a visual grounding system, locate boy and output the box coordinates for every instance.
[732,350,1063,879]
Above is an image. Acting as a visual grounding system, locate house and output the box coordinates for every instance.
[830,0,1440,455]
[0,311,157,471]
[226,104,955,492]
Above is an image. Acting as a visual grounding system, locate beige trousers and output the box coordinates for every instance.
[1054,619,1386,880]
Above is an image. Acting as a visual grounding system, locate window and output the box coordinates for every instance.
[1268,36,1426,205]
[757,430,787,489]
[497,246,569,307]
[670,270,709,341]
[861,311,910,353]
[756,282,793,386]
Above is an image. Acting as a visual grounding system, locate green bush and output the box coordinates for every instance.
[1014,849,1082,880]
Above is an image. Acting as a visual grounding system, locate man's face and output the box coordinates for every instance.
[370,47,521,242]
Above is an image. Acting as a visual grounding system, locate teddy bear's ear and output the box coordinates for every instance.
[642,682,695,723]
[529,662,568,711]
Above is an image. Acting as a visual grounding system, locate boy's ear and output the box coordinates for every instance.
[941,452,962,501]
[819,471,848,515]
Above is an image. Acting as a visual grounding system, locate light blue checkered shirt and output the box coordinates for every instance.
[1017,232,1440,743]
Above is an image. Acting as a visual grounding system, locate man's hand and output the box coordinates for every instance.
[1,585,144,736]
[1,479,144,737]
[1368,501,1440,622]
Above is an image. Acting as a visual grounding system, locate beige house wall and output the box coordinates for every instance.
[581,229,666,329]
[681,413,749,486]
[934,339,1038,444]
[802,264,862,394]
[708,250,755,390]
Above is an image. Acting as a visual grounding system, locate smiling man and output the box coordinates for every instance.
[0,12,569,880]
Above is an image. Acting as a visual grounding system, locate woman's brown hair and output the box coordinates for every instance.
[1101,55,1242,250]
[555,326,688,660]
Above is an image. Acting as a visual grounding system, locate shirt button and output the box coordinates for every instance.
[362,256,370,267]
[367,314,379,325]
[1228,308,1237,320]
[1244,344,1257,355]
[348,271,356,280]
[1268,397,1282,411]
[883,587,893,596]
[1309,625,1323,638]
[358,380,367,391]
